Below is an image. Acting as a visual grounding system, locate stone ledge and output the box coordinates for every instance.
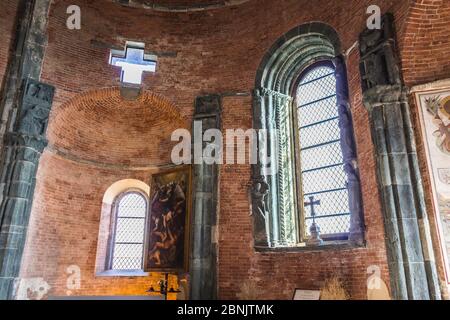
[254,241,366,253]
[114,0,251,12]
[96,270,149,277]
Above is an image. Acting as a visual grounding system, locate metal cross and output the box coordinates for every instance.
[304,196,321,224]
[110,41,157,85]
[147,273,181,300]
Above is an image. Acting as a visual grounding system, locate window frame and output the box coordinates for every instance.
[106,188,149,272]
[252,23,365,249]
[291,60,350,243]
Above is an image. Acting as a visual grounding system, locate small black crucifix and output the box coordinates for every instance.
[304,196,323,246]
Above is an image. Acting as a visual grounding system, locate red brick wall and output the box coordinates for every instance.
[20,152,158,297]
[400,0,450,87]
[0,0,20,90]
[46,88,187,166]
[3,0,448,299]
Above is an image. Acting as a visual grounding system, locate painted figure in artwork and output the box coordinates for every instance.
[425,96,450,154]
[147,171,189,270]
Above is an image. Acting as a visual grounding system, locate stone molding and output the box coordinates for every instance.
[113,0,251,12]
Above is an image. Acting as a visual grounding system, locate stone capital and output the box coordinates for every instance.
[362,84,408,112]
[4,132,48,153]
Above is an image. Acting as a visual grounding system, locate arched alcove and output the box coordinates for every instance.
[20,88,186,297]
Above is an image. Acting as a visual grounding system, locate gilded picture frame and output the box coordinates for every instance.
[144,166,192,273]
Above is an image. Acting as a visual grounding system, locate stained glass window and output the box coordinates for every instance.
[296,64,351,237]
[111,192,147,270]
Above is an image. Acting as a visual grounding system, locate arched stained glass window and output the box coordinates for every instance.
[110,191,147,270]
[295,62,351,237]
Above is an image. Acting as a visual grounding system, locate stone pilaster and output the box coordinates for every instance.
[359,13,441,300]
[0,78,55,300]
[0,0,53,151]
[0,0,53,300]
[250,88,272,247]
[189,95,221,300]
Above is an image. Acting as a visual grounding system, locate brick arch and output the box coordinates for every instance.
[47,87,189,167]
[400,0,450,86]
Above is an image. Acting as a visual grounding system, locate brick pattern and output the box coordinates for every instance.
[0,0,446,299]
[47,87,188,167]
[400,0,450,87]
[0,0,20,91]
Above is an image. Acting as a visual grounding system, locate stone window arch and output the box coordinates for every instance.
[95,179,150,276]
[252,23,365,248]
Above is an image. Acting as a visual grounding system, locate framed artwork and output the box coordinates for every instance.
[144,166,192,272]
[412,79,450,285]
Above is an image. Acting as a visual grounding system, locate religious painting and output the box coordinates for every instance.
[145,167,191,272]
[423,95,450,154]
[413,80,450,285]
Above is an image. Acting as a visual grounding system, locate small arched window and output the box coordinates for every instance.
[295,62,350,238]
[109,191,148,270]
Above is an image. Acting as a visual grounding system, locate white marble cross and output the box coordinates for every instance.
[109,41,157,86]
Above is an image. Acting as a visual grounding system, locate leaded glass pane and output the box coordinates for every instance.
[117,193,147,217]
[296,65,351,236]
[112,244,144,270]
[297,96,339,127]
[300,142,344,171]
[301,166,348,195]
[305,215,351,235]
[299,118,340,149]
[111,192,147,270]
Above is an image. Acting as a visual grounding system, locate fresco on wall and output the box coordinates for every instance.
[415,85,450,285]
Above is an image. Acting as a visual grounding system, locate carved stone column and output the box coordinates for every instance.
[333,56,365,245]
[251,89,273,247]
[359,14,441,300]
[0,78,55,299]
[0,0,53,151]
[251,88,294,247]
[190,95,221,300]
